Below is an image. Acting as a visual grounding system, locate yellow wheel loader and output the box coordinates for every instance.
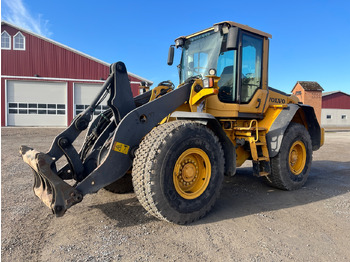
[20,21,324,224]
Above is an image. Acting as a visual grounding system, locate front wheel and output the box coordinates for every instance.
[264,122,313,190]
[132,121,225,224]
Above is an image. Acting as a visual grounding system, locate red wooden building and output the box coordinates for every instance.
[1,21,152,126]
[322,91,350,110]
[321,91,350,128]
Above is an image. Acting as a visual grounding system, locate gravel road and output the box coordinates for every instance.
[1,128,350,261]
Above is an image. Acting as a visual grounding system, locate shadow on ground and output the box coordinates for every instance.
[90,160,350,227]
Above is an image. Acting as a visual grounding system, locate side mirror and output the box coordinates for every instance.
[167,45,175,65]
[226,27,239,50]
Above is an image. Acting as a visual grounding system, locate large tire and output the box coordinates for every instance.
[132,121,225,224]
[265,122,313,190]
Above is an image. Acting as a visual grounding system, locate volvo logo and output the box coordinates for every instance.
[270,97,285,104]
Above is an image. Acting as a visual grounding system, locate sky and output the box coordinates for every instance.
[2,0,350,94]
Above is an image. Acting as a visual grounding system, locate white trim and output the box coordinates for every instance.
[13,31,25,50]
[1,75,142,85]
[1,21,153,84]
[1,30,11,50]
[66,81,70,125]
[73,83,76,117]
[5,79,8,126]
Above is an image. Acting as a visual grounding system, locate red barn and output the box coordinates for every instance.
[1,21,152,126]
[321,91,350,128]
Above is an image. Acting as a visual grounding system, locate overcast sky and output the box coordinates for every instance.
[2,0,350,94]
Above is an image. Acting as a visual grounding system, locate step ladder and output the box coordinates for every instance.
[234,120,271,177]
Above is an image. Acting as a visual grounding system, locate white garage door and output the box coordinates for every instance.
[74,83,108,116]
[7,80,67,126]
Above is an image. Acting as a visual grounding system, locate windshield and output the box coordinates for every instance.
[180,31,223,83]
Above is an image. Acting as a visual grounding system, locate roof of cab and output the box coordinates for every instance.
[184,21,272,39]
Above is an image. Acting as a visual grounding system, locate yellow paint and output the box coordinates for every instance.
[289,141,306,175]
[268,89,299,105]
[258,106,284,132]
[173,148,211,200]
[184,28,214,39]
[112,142,130,155]
[239,89,268,114]
[320,128,325,147]
[190,88,219,106]
[149,84,173,102]
[236,146,250,167]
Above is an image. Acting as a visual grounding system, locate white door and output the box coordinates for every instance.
[7,80,67,126]
[73,83,107,116]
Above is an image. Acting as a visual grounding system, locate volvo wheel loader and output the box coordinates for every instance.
[20,21,324,224]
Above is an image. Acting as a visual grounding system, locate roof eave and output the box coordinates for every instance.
[1,20,153,85]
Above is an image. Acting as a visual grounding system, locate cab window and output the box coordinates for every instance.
[241,34,263,103]
[217,50,237,103]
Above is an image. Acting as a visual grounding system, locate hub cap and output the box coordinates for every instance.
[173,148,211,199]
[289,141,306,175]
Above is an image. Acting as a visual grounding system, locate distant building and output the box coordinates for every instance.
[1,21,152,127]
[321,91,350,128]
[291,81,324,124]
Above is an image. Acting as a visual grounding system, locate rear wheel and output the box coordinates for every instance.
[132,121,224,224]
[265,122,312,190]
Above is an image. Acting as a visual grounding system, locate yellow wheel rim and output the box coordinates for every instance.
[173,148,211,199]
[289,141,306,175]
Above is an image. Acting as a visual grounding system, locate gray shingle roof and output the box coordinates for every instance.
[297,81,324,91]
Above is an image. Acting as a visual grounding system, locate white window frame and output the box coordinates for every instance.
[13,31,26,51]
[1,31,11,50]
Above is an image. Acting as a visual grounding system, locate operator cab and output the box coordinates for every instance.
[168,21,271,111]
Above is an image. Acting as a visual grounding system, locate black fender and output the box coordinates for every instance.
[266,104,321,158]
[298,104,322,151]
[170,111,236,176]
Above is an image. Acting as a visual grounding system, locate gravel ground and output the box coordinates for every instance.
[1,128,350,261]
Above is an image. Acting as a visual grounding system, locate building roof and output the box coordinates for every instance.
[1,21,153,85]
[322,91,350,97]
[294,81,324,92]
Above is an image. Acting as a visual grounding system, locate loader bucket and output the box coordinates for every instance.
[20,145,83,216]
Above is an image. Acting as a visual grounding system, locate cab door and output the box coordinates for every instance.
[206,31,269,118]
[238,32,268,116]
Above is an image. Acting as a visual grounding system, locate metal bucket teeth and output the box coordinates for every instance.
[20,145,83,217]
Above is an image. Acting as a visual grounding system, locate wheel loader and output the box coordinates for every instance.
[20,21,324,224]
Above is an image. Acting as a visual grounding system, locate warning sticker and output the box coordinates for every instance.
[112,142,130,155]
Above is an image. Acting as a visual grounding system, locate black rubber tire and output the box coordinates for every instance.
[264,122,313,190]
[104,173,134,194]
[132,121,225,224]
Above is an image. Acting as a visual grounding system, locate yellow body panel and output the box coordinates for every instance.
[167,21,323,171]
[320,128,325,147]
